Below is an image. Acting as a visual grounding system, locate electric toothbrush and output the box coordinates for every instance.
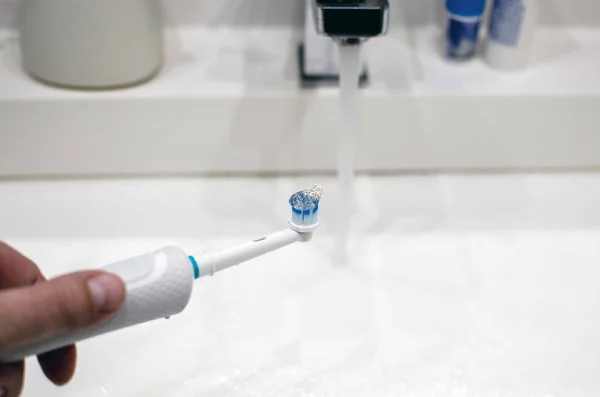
[0,185,322,363]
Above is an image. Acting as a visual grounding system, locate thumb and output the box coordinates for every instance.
[0,271,126,354]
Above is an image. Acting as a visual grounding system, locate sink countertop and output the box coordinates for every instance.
[2,175,600,397]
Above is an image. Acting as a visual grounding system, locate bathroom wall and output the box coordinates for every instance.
[1,0,600,31]
[163,0,600,27]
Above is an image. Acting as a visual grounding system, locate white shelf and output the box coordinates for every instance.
[1,26,600,176]
[3,27,600,99]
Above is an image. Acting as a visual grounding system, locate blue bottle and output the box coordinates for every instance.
[445,0,488,60]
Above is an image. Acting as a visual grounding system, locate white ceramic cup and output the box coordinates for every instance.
[20,0,163,89]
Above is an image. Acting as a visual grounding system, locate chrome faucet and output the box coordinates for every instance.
[300,0,390,86]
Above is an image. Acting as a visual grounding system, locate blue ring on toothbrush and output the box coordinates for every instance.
[189,256,200,279]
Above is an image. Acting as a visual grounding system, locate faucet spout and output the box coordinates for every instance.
[300,0,390,86]
[312,0,390,42]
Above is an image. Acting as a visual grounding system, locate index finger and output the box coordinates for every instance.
[0,241,45,289]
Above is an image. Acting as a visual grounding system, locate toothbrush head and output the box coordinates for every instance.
[289,184,322,234]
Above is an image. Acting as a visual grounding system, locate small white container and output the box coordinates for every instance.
[484,0,538,70]
[20,0,163,89]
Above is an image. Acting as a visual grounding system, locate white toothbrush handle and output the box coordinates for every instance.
[0,246,195,363]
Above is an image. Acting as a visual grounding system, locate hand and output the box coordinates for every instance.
[0,242,126,397]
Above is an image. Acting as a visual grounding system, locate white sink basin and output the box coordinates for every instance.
[2,175,600,396]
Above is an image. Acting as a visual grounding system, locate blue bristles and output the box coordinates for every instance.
[289,185,322,230]
[291,202,319,227]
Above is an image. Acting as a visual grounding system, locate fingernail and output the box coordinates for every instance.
[87,274,124,313]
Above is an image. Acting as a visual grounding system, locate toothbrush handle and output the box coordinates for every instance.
[0,246,195,363]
